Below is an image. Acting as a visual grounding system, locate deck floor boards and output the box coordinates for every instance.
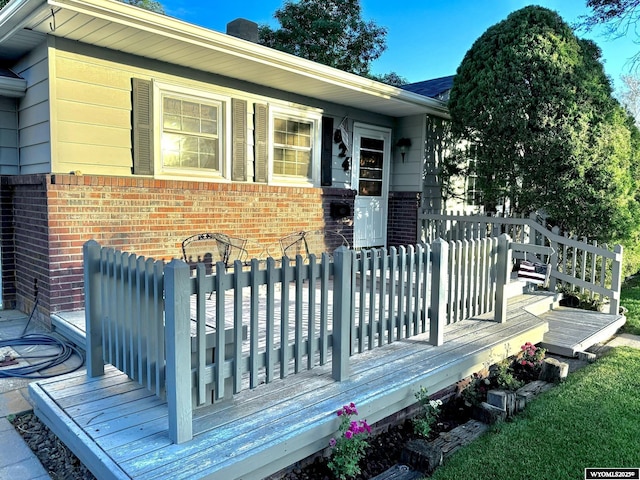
[32,294,553,480]
[36,291,626,479]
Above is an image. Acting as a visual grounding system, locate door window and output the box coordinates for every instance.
[358,137,385,196]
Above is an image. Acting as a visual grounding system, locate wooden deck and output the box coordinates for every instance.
[34,294,553,480]
[41,287,627,480]
[539,306,626,356]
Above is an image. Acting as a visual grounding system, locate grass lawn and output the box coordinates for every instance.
[428,347,640,480]
[621,275,640,335]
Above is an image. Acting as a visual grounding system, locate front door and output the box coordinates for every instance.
[352,124,391,248]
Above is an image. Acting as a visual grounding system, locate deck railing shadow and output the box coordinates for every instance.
[82,234,531,444]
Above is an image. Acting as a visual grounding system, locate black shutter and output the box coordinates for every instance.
[231,98,247,181]
[132,78,154,175]
[254,103,268,183]
[321,116,334,186]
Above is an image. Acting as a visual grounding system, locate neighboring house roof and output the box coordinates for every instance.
[0,0,449,118]
[0,65,25,96]
[402,75,455,101]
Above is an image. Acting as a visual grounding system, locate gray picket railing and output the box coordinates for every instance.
[83,235,513,444]
[419,210,623,315]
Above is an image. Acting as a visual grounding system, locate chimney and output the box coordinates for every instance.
[226,18,259,43]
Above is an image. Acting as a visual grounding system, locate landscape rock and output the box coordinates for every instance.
[539,357,569,383]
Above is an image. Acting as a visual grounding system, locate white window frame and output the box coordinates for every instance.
[153,81,232,181]
[269,105,321,187]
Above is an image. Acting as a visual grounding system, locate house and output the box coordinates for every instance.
[0,0,453,324]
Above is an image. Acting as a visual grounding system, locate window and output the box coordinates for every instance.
[152,81,231,179]
[270,107,321,184]
[465,144,481,207]
[161,94,222,172]
[357,137,385,196]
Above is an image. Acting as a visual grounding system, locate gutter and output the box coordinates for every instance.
[0,74,26,96]
[0,0,47,43]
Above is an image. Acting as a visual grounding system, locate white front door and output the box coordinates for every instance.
[352,124,391,248]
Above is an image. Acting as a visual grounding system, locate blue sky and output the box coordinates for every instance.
[159,0,638,91]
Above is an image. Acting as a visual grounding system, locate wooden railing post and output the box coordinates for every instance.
[495,234,512,324]
[429,238,448,346]
[83,240,104,378]
[332,246,353,381]
[610,244,624,315]
[164,259,193,444]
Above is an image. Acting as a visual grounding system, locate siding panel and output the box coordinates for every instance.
[56,78,130,109]
[56,54,132,90]
[390,115,425,192]
[58,122,130,148]
[57,143,132,173]
[57,100,130,127]
[20,122,50,147]
[14,42,51,172]
[19,144,50,168]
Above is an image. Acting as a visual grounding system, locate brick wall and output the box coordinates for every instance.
[1,174,355,321]
[387,191,421,247]
[1,176,49,323]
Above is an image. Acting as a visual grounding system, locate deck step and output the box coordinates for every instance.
[539,307,626,356]
[51,311,86,350]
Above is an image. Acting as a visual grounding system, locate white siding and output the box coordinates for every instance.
[0,97,19,173]
[50,37,394,180]
[390,114,425,192]
[13,41,51,173]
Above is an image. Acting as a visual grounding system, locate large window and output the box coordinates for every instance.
[270,107,320,184]
[161,95,221,172]
[154,81,230,179]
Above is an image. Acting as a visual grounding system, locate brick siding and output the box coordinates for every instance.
[1,174,355,322]
[387,191,421,247]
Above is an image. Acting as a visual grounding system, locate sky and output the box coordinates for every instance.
[157,0,638,91]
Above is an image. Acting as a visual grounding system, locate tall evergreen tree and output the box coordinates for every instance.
[447,6,640,242]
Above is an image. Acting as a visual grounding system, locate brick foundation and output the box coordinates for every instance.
[1,174,355,322]
[388,191,421,247]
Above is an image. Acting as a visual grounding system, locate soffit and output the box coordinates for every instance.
[0,0,449,118]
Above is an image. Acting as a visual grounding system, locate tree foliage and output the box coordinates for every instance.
[581,0,640,31]
[368,72,408,87]
[580,0,640,68]
[447,6,640,243]
[120,0,164,14]
[258,0,387,76]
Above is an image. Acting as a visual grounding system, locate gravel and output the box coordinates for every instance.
[10,411,96,480]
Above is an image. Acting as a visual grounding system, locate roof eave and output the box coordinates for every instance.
[3,0,450,117]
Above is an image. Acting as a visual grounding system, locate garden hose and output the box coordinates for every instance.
[0,333,85,379]
[1,290,85,379]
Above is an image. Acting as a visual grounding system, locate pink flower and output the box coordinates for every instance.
[345,430,353,439]
[329,438,336,447]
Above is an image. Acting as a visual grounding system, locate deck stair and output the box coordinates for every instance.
[503,275,625,356]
